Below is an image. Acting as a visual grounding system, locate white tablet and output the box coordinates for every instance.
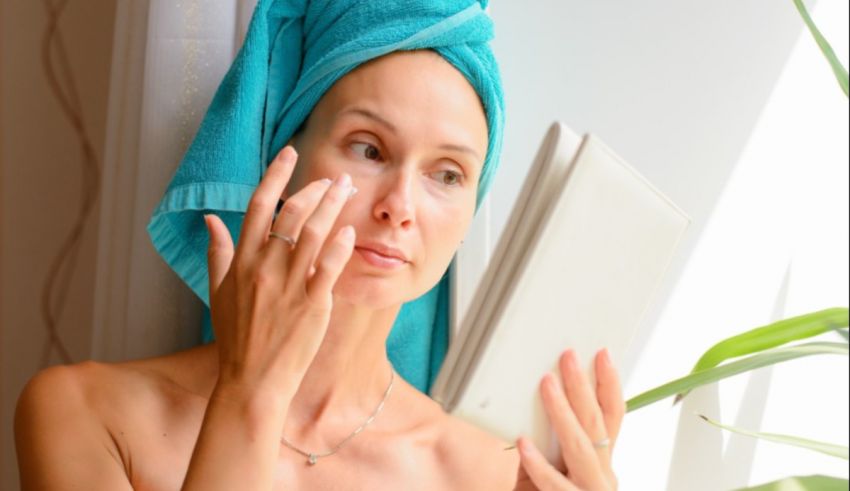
[431,122,690,464]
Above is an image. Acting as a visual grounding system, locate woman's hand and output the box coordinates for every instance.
[514,349,626,491]
[203,145,357,401]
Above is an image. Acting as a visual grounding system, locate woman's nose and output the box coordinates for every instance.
[372,170,415,229]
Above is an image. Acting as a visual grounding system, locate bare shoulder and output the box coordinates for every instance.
[17,344,216,428]
[14,361,134,490]
[14,345,216,490]
[15,359,139,441]
[432,411,520,490]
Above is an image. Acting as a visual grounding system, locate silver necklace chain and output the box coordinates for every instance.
[280,368,395,466]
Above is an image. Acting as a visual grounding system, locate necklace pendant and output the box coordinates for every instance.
[307,453,317,465]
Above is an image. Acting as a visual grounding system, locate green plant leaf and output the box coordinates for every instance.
[834,327,849,342]
[626,341,848,412]
[793,0,849,97]
[690,308,847,372]
[698,414,848,460]
[675,308,848,403]
[734,475,849,491]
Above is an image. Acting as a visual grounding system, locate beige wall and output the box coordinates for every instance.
[1,1,116,489]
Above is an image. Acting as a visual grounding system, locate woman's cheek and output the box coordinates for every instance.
[439,198,474,237]
[425,208,468,260]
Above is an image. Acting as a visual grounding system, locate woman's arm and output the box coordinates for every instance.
[180,382,293,490]
[16,146,355,490]
[180,145,356,490]
[15,364,134,491]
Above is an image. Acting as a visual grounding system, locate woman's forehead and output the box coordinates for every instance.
[314,51,488,153]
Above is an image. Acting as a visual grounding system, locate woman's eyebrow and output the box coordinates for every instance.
[337,106,482,162]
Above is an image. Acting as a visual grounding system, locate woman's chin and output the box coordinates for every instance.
[331,275,409,309]
[330,261,439,308]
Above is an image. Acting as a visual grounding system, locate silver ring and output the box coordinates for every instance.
[268,232,296,248]
[592,437,610,449]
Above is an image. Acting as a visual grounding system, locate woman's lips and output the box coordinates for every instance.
[354,247,408,269]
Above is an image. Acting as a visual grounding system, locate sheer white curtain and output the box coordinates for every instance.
[92,0,257,361]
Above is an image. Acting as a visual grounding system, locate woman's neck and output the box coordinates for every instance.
[278,298,401,445]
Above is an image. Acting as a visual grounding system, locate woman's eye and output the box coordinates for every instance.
[350,142,382,161]
[434,170,463,187]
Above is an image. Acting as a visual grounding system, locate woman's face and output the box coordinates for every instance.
[286,50,489,308]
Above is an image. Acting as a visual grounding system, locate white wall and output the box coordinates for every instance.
[0,1,117,490]
[488,0,848,488]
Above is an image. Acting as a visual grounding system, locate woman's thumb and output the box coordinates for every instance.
[204,214,233,296]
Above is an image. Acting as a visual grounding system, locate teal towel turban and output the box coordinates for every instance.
[147,0,505,393]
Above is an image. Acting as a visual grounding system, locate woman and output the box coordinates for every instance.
[16,3,625,490]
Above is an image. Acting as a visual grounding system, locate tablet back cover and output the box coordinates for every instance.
[444,131,690,463]
[433,122,582,404]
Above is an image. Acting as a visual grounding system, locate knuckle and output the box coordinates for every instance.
[588,410,605,431]
[317,255,340,273]
[323,189,344,205]
[296,298,331,321]
[299,224,323,245]
[280,199,303,217]
[248,194,273,214]
[232,259,252,281]
[565,434,584,454]
[307,300,332,317]
[251,269,276,288]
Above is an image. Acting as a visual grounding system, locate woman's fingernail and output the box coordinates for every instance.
[319,178,333,185]
[516,438,527,454]
[542,373,555,391]
[601,348,612,366]
[278,147,292,162]
[563,349,577,370]
[518,437,534,456]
